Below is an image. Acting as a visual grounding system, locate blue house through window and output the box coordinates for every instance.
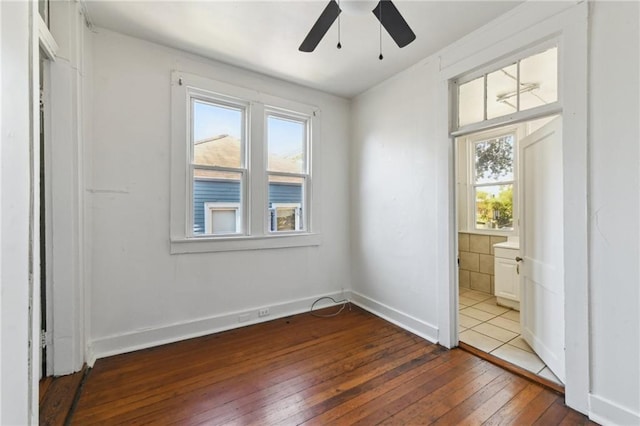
[193,179,303,234]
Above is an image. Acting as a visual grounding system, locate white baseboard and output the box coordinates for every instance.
[350,291,439,344]
[589,393,640,426]
[88,290,350,362]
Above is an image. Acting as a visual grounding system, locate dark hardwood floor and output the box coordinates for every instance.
[40,366,86,425]
[67,306,594,425]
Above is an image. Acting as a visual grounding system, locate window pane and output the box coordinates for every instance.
[474,135,514,184]
[267,116,306,173]
[210,209,237,234]
[475,184,513,230]
[268,175,304,232]
[519,47,558,111]
[192,100,243,168]
[275,207,297,231]
[193,170,242,235]
[458,77,484,127]
[487,64,518,119]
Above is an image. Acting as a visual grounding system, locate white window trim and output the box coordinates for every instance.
[170,71,321,254]
[204,202,242,235]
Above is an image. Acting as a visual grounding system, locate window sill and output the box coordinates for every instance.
[459,229,516,238]
[170,233,322,254]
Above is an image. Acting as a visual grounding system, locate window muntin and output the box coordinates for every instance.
[266,114,309,233]
[472,135,515,231]
[456,46,558,129]
[190,98,246,236]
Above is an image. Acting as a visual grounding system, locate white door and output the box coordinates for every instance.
[519,117,565,382]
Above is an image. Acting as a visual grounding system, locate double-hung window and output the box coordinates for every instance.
[170,72,320,253]
[470,132,515,232]
[191,98,247,236]
[266,113,309,233]
[457,127,518,234]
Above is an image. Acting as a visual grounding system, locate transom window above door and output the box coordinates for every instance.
[455,46,558,130]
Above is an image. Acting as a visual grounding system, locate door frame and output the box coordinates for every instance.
[436,1,589,413]
[38,11,58,378]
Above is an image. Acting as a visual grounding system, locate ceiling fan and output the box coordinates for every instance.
[299,0,416,57]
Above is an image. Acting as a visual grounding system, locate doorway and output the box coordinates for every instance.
[455,115,563,386]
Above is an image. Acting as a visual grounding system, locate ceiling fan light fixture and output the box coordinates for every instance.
[340,0,378,16]
[298,0,415,53]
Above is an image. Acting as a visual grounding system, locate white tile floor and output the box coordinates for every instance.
[458,287,562,385]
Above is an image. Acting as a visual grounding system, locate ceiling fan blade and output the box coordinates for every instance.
[299,0,342,52]
[372,0,416,48]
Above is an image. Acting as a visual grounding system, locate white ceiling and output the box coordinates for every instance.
[83,1,522,98]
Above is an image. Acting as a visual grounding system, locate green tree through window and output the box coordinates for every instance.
[475,136,513,182]
[474,135,514,230]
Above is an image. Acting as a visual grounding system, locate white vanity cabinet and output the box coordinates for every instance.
[494,243,520,311]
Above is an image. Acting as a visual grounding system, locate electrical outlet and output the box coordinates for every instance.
[258,308,270,317]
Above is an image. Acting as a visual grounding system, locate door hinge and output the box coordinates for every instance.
[40,330,48,349]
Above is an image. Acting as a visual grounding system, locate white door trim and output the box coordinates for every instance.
[437,1,589,414]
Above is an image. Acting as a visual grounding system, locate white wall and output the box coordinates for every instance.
[350,59,442,342]
[87,29,351,359]
[588,1,640,424]
[0,1,35,424]
[351,1,639,423]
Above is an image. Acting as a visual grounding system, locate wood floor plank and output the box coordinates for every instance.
[74,319,405,423]
[39,368,85,426]
[533,398,576,425]
[559,409,598,425]
[455,377,529,425]
[377,357,502,425]
[82,310,380,402]
[77,313,382,395]
[223,340,441,425]
[406,368,510,424]
[482,382,546,425]
[39,376,53,404]
[108,330,421,424]
[68,306,594,426]
[278,345,456,425]
[304,351,491,425]
[429,373,526,425]
[337,352,483,425]
[502,387,561,425]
